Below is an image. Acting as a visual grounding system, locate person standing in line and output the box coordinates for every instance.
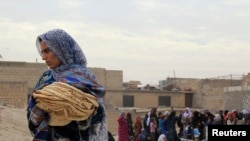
[193,124,200,141]
[139,128,150,141]
[27,29,107,141]
[166,111,181,141]
[162,111,170,136]
[150,117,157,141]
[118,112,130,141]
[182,107,192,127]
[134,116,143,141]
[157,112,164,134]
[126,112,135,141]
[143,107,159,138]
[176,110,184,138]
[223,110,229,125]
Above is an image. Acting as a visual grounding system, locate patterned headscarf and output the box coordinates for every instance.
[35,29,105,97]
[36,29,86,67]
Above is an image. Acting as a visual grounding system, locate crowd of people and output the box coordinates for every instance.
[117,107,250,141]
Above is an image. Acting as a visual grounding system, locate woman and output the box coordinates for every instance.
[166,111,181,141]
[182,107,192,126]
[134,116,142,141]
[143,107,158,136]
[162,111,169,136]
[126,112,134,140]
[117,112,130,141]
[27,29,108,141]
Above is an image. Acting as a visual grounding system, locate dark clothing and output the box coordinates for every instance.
[139,131,150,141]
[108,131,115,141]
[143,110,159,139]
[176,113,184,138]
[166,111,181,141]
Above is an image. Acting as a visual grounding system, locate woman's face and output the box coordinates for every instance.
[40,41,62,69]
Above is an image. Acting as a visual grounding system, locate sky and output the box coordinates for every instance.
[0,0,250,85]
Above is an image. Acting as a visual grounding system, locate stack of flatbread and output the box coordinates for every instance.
[33,82,99,126]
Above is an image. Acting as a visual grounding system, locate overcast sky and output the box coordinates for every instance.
[0,0,250,85]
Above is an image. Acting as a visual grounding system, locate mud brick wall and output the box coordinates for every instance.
[0,81,28,108]
[0,61,123,108]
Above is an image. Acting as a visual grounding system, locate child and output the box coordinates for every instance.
[150,117,157,141]
[193,124,200,141]
[139,128,150,141]
[184,123,193,139]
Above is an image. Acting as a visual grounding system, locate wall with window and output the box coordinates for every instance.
[104,90,193,108]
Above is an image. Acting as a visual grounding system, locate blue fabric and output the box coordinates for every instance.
[162,120,168,135]
[59,69,105,97]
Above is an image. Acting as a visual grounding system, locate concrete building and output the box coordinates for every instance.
[0,61,195,109]
[1,61,250,135]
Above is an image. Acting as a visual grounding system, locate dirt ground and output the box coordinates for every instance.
[0,105,118,141]
[0,105,33,141]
